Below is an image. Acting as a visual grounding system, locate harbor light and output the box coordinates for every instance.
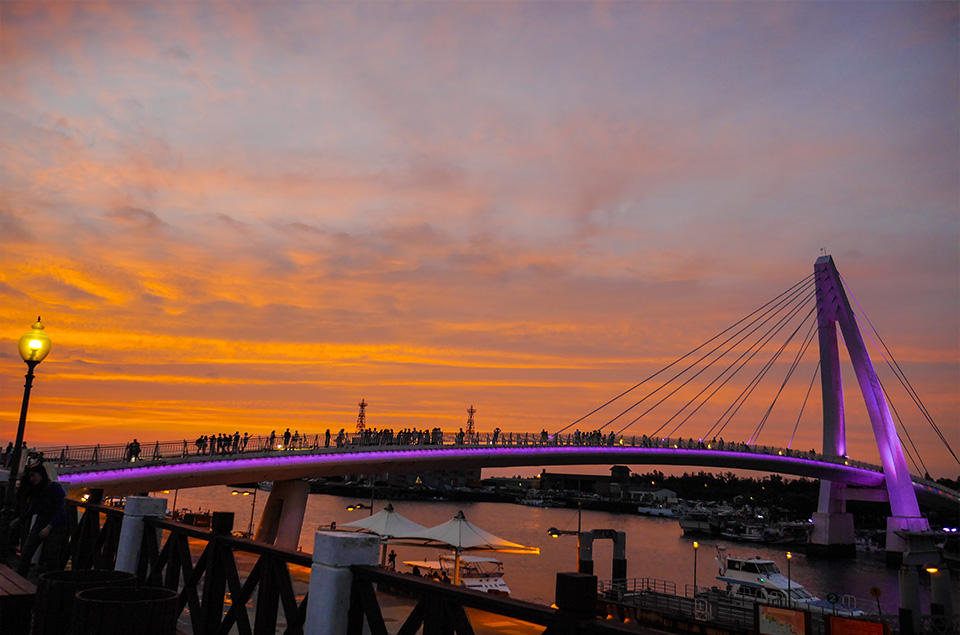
[786,552,792,607]
[232,489,258,537]
[693,541,699,592]
[1,318,53,562]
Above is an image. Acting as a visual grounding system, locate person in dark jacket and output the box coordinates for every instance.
[10,465,67,577]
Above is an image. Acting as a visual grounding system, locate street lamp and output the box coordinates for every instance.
[693,541,699,593]
[1,318,52,561]
[547,501,583,571]
[786,552,792,608]
[346,502,373,516]
[232,489,258,538]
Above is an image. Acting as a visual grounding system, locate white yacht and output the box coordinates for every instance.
[715,550,863,615]
[403,555,511,595]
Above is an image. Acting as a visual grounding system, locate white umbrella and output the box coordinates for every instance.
[405,510,539,584]
[341,503,427,538]
[340,503,427,565]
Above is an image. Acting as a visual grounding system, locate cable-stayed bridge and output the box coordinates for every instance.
[33,256,958,558]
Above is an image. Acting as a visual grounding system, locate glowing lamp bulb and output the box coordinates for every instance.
[18,318,52,363]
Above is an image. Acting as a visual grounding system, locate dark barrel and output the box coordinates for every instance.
[71,586,178,635]
[32,569,136,635]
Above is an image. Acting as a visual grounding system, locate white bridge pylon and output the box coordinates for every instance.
[812,255,929,555]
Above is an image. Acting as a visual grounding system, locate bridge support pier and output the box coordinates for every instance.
[884,516,933,565]
[808,511,855,557]
[255,479,310,549]
[808,481,855,557]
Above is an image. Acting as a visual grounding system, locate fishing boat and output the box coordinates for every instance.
[715,549,863,616]
[403,555,511,595]
[637,505,676,517]
[678,509,717,535]
[719,521,766,542]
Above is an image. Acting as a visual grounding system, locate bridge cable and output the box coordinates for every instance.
[853,306,948,468]
[633,284,816,439]
[840,274,959,467]
[639,287,815,440]
[695,292,817,442]
[788,360,820,450]
[610,283,816,437]
[711,300,818,443]
[555,274,815,435]
[653,288,818,441]
[880,380,928,477]
[749,312,819,446]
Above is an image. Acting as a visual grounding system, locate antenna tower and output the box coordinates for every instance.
[466,405,476,436]
[356,399,367,432]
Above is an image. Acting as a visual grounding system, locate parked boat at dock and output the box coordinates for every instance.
[403,555,511,595]
[715,549,863,616]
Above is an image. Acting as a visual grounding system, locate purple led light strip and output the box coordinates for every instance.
[58,445,886,490]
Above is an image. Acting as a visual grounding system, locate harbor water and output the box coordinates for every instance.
[158,486,957,615]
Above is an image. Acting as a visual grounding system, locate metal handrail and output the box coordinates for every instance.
[31,433,897,478]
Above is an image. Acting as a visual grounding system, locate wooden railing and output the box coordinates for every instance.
[348,566,639,635]
[63,499,124,571]
[138,516,311,635]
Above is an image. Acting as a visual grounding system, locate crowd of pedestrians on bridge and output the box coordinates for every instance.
[194,432,253,455]
[36,426,844,470]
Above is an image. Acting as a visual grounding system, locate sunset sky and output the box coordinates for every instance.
[1,2,957,478]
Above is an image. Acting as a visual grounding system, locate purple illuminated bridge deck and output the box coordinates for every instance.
[50,442,958,508]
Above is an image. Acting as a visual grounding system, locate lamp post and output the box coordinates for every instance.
[786,552,792,608]
[231,489,258,538]
[346,502,373,516]
[547,501,583,571]
[693,541,699,594]
[1,318,52,561]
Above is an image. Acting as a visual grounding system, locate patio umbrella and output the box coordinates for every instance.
[340,503,427,564]
[405,510,539,584]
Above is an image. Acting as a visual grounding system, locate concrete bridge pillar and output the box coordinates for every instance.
[809,482,855,556]
[812,255,929,557]
[116,495,167,574]
[254,479,310,549]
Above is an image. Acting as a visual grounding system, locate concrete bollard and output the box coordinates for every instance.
[115,496,167,574]
[305,531,380,635]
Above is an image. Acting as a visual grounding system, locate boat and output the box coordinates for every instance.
[637,505,676,517]
[678,509,716,535]
[720,521,766,542]
[764,521,813,545]
[403,555,511,595]
[715,549,863,616]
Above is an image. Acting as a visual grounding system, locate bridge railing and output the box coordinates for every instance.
[33,432,896,479]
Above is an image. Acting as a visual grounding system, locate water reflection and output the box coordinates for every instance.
[160,486,956,613]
